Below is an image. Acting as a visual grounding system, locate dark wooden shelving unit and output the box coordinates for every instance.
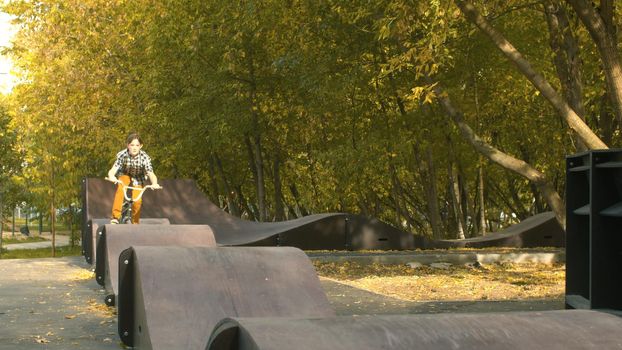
[600,202,622,217]
[572,204,590,216]
[566,149,622,310]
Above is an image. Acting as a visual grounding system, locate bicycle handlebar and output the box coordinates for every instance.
[105,177,161,202]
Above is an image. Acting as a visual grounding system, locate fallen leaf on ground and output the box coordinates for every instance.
[34,336,49,344]
[314,261,564,301]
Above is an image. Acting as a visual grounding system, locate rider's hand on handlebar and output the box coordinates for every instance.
[105,176,120,184]
[150,183,162,190]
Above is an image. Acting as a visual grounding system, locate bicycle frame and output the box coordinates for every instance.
[106,177,158,224]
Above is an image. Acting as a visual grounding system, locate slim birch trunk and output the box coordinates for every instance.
[0,191,3,256]
[478,165,487,235]
[273,154,285,221]
[449,163,466,239]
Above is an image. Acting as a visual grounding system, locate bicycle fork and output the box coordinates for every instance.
[121,187,134,224]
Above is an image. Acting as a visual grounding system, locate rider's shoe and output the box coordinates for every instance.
[110,218,119,224]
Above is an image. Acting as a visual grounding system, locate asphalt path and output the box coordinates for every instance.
[0,258,117,349]
[3,234,71,251]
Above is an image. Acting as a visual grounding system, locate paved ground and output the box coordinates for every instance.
[308,248,565,265]
[2,234,71,251]
[0,256,565,349]
[0,258,117,349]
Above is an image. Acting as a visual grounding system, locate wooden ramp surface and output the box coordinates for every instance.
[208,310,622,350]
[83,218,169,265]
[426,212,565,249]
[94,224,216,306]
[117,246,335,349]
[81,178,416,252]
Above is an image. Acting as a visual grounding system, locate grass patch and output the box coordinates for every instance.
[2,236,48,244]
[0,245,82,259]
[313,261,565,301]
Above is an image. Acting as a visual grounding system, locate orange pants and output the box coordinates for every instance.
[111,175,143,224]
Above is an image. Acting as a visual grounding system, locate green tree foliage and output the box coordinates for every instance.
[3,0,620,238]
[0,96,22,225]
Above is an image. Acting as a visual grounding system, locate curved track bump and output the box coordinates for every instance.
[207,310,622,350]
[82,178,417,250]
[83,218,170,265]
[426,212,565,249]
[95,224,216,304]
[117,246,334,349]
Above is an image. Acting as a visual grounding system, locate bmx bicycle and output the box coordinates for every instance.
[105,177,161,224]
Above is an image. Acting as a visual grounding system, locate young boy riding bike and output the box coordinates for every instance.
[106,132,162,224]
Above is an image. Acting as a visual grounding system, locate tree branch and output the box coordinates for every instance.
[454,0,607,150]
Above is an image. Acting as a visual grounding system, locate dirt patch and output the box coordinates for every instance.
[314,261,564,302]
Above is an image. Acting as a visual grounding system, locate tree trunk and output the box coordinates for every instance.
[0,190,3,256]
[69,204,74,248]
[449,162,466,239]
[50,201,56,257]
[518,146,545,214]
[457,164,477,237]
[566,0,622,125]
[273,154,285,221]
[447,134,469,237]
[289,183,309,217]
[374,73,405,228]
[389,163,404,228]
[598,93,616,145]
[506,174,531,220]
[486,177,525,225]
[478,165,487,235]
[214,154,240,217]
[235,185,256,221]
[544,0,588,151]
[252,134,266,221]
[245,136,266,221]
[454,0,608,149]
[424,148,444,239]
[245,39,266,222]
[50,161,56,257]
[435,84,566,227]
[306,144,320,212]
[472,71,486,236]
[529,182,545,213]
[207,155,220,202]
[412,144,444,239]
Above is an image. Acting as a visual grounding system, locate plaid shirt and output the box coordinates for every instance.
[113,149,154,186]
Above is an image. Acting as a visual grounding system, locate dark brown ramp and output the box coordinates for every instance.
[207,310,622,350]
[117,246,334,349]
[426,212,565,249]
[94,224,216,306]
[82,218,109,264]
[275,214,416,250]
[82,218,170,265]
[82,177,416,250]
